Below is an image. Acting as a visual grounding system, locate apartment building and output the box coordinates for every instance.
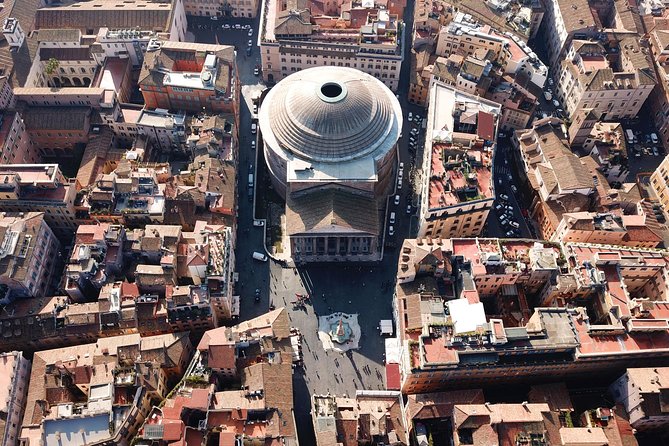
[651,154,669,215]
[139,41,237,114]
[19,332,192,446]
[64,223,125,302]
[393,238,669,394]
[77,160,168,225]
[34,0,187,42]
[312,391,407,446]
[0,164,77,239]
[486,79,537,132]
[552,211,663,248]
[184,0,260,18]
[513,118,594,240]
[541,0,597,67]
[435,12,507,62]
[417,81,500,239]
[0,112,38,165]
[610,367,669,432]
[0,212,61,300]
[135,309,299,446]
[556,38,655,121]
[260,0,403,91]
[0,351,31,446]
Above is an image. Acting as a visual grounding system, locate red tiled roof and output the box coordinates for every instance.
[477,111,495,141]
[386,363,400,390]
[208,344,236,369]
[163,420,184,441]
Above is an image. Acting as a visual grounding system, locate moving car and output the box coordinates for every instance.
[248,28,253,36]
[253,220,264,227]
[251,140,256,150]
[248,40,253,46]
[253,104,258,114]
[255,288,261,302]
[222,24,231,29]
[210,16,219,20]
[406,204,412,214]
[251,122,257,134]
[254,67,260,76]
[408,112,413,121]
[397,177,402,189]
[394,195,400,205]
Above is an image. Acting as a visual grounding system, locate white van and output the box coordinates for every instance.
[626,129,635,144]
[389,212,396,224]
[252,251,268,262]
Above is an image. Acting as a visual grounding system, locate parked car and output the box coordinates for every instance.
[511,185,518,193]
[210,15,219,20]
[394,194,400,205]
[399,162,404,169]
[251,140,256,150]
[653,147,659,156]
[253,220,264,227]
[252,252,267,262]
[500,193,509,201]
[543,91,552,101]
[510,221,520,229]
[222,24,231,29]
[246,47,252,56]
[253,104,258,114]
[388,225,395,236]
[242,24,251,29]
[251,122,257,134]
[651,133,659,144]
[552,99,560,107]
[234,24,242,29]
[248,39,253,46]
[495,204,503,211]
[389,212,396,224]
[406,204,412,214]
[248,28,253,36]
[397,177,402,189]
[254,67,260,76]
[408,112,413,121]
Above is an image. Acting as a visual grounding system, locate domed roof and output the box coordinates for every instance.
[260,67,400,163]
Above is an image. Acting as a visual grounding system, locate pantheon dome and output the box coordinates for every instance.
[258,66,402,198]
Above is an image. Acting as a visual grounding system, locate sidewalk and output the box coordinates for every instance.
[266,212,294,267]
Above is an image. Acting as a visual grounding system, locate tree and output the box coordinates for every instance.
[44,57,59,76]
[44,58,59,87]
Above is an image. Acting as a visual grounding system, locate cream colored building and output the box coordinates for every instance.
[259,0,403,91]
[0,351,30,446]
[651,154,669,214]
[556,38,655,121]
[417,81,500,239]
[435,12,506,63]
[184,0,259,18]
